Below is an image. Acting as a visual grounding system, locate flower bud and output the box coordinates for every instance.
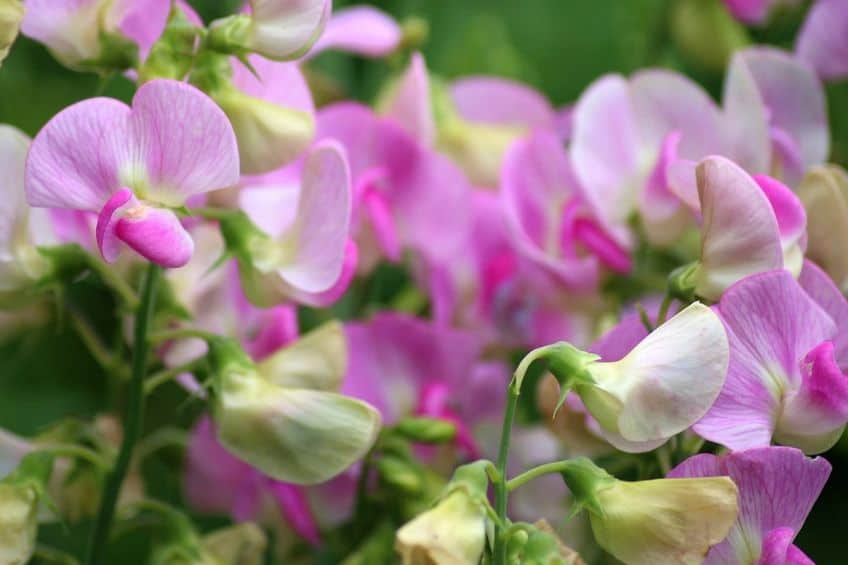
[0,452,54,565]
[213,86,315,175]
[506,520,586,565]
[562,458,738,565]
[394,417,457,444]
[797,164,848,293]
[0,0,23,65]
[207,337,381,485]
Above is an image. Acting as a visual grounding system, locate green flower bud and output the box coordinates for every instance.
[377,456,423,494]
[0,452,54,565]
[394,418,457,444]
[0,0,23,66]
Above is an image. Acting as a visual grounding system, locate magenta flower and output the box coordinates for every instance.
[342,313,507,457]
[694,266,848,453]
[796,0,848,82]
[670,446,830,565]
[25,80,239,268]
[21,0,171,69]
[316,102,471,274]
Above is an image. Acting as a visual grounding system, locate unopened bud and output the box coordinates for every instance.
[394,417,457,444]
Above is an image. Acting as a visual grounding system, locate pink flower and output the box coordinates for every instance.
[25,79,239,268]
[670,446,830,565]
[694,266,848,453]
[723,0,801,25]
[342,313,508,457]
[305,5,401,59]
[796,0,848,82]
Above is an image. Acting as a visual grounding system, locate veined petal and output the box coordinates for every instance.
[127,80,240,205]
[694,156,784,301]
[276,141,351,293]
[798,260,848,369]
[759,528,814,565]
[307,5,401,59]
[695,270,836,450]
[583,302,729,447]
[257,321,346,391]
[26,96,131,211]
[796,0,848,81]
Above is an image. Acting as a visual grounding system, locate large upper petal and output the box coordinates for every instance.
[722,50,772,174]
[570,74,640,232]
[246,0,330,60]
[126,80,240,205]
[382,52,435,146]
[694,156,784,301]
[796,0,848,81]
[695,270,836,450]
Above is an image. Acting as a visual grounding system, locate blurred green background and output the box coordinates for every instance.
[0,0,845,562]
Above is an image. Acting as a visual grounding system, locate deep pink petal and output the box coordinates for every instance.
[799,260,848,369]
[95,187,136,263]
[115,205,194,268]
[780,341,848,436]
[266,480,321,545]
[307,5,401,58]
[243,305,299,361]
[450,77,555,129]
[753,174,806,246]
[796,0,848,81]
[759,528,814,565]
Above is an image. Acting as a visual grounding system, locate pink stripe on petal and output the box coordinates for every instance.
[753,174,806,243]
[115,205,194,268]
[573,218,632,274]
[779,341,848,437]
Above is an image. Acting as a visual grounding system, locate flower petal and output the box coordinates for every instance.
[127,80,240,205]
[799,259,848,368]
[247,0,330,60]
[694,156,784,301]
[257,321,346,391]
[307,5,401,58]
[115,204,195,268]
[26,96,131,210]
[276,140,351,293]
[449,76,555,129]
[722,50,772,174]
[383,52,435,146]
[796,0,848,81]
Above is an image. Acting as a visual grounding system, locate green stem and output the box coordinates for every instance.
[85,263,161,565]
[35,444,109,471]
[83,256,138,310]
[492,381,519,565]
[656,293,673,326]
[147,327,218,344]
[506,461,574,493]
[68,310,129,381]
[144,361,202,395]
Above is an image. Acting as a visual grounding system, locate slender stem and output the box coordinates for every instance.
[85,263,161,565]
[84,256,138,310]
[135,428,189,462]
[506,461,574,493]
[492,383,519,565]
[656,293,673,326]
[68,310,128,381]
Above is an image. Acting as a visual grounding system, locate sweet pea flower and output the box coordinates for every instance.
[382,53,558,187]
[343,313,507,457]
[501,130,625,291]
[208,0,330,62]
[21,0,171,71]
[723,0,801,24]
[531,302,729,452]
[694,268,848,453]
[316,102,471,274]
[670,446,831,565]
[233,140,354,307]
[0,126,54,296]
[25,80,239,269]
[684,156,806,302]
[797,165,848,292]
[570,71,725,247]
[0,0,22,66]
[722,47,828,185]
[797,0,848,82]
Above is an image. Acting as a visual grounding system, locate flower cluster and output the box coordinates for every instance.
[0,0,846,564]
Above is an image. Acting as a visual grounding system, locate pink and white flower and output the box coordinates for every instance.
[796,0,848,82]
[25,79,239,269]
